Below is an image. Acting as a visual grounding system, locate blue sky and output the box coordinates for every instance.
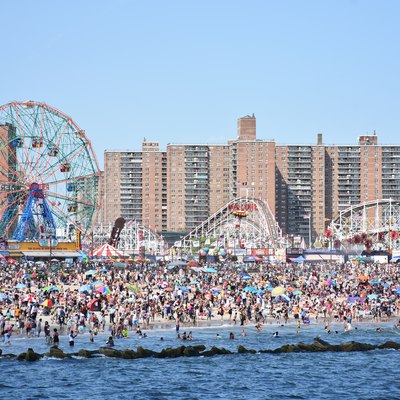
[2,0,400,167]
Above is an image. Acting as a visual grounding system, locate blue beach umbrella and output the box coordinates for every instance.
[15,283,26,289]
[368,294,379,300]
[275,294,291,302]
[178,286,190,292]
[203,267,217,273]
[85,269,97,276]
[79,285,92,292]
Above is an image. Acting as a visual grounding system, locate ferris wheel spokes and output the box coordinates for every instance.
[14,104,36,181]
[40,140,90,184]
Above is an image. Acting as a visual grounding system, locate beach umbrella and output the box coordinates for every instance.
[15,283,26,289]
[0,293,8,301]
[368,294,379,300]
[190,281,199,285]
[203,267,217,273]
[7,258,17,264]
[127,284,141,293]
[356,275,368,281]
[244,286,257,293]
[85,269,97,276]
[178,286,190,292]
[96,285,111,294]
[79,285,92,292]
[92,281,105,287]
[23,274,32,279]
[275,294,291,302]
[293,290,302,296]
[40,299,54,307]
[271,286,285,297]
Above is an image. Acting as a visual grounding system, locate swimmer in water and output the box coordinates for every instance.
[106,336,114,346]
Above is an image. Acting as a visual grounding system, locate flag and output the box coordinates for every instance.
[303,214,310,219]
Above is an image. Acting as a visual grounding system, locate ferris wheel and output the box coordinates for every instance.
[0,101,100,241]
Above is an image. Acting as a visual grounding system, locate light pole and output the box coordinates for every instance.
[308,214,312,249]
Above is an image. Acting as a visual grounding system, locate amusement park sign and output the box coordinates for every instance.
[228,203,258,211]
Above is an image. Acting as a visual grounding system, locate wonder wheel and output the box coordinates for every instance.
[0,101,100,241]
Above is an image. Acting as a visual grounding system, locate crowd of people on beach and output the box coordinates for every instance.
[1,256,400,346]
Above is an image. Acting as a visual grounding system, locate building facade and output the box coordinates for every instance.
[101,116,400,245]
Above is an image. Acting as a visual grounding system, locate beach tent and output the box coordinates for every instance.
[92,243,126,258]
[292,256,306,263]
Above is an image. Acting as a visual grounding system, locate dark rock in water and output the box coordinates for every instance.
[77,349,95,358]
[237,345,256,354]
[193,344,206,352]
[136,346,156,358]
[201,346,232,357]
[48,346,69,359]
[183,346,200,357]
[0,349,2,356]
[121,349,138,359]
[271,339,391,353]
[157,346,186,358]
[378,341,400,350]
[99,347,123,358]
[313,337,331,347]
[17,348,41,362]
[340,341,375,352]
[271,344,295,353]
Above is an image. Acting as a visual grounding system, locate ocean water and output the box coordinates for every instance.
[1,321,400,400]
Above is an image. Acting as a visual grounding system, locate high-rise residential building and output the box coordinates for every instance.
[103,142,167,232]
[142,141,167,232]
[167,144,210,233]
[101,116,400,245]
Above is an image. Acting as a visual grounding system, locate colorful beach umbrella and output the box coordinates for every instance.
[40,299,54,307]
[96,285,111,294]
[271,286,285,297]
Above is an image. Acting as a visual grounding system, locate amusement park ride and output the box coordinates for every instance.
[1,101,398,261]
[0,101,100,258]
